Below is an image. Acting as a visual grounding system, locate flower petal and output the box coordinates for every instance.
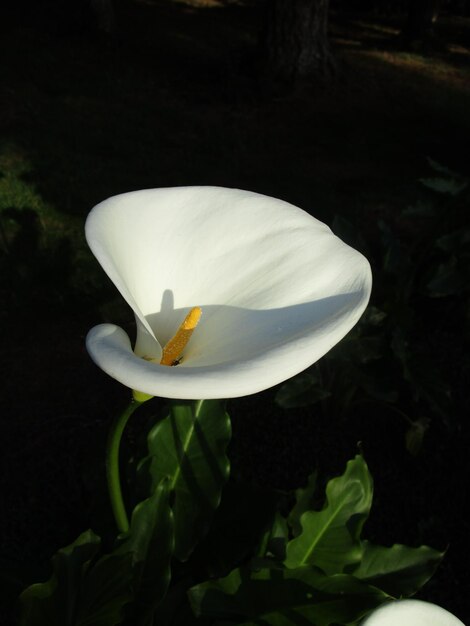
[86,187,372,399]
[361,600,465,626]
[134,316,162,361]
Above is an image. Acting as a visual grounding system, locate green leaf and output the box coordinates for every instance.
[426,157,459,177]
[275,372,331,409]
[334,336,384,364]
[356,370,399,404]
[287,471,318,538]
[142,399,231,561]
[405,418,430,456]
[401,200,437,218]
[192,481,281,578]
[256,512,289,562]
[426,256,470,297]
[20,484,174,626]
[75,553,135,626]
[362,307,387,327]
[284,456,373,574]
[114,479,174,624]
[378,220,408,277]
[420,177,467,196]
[400,354,452,421]
[19,530,101,626]
[153,578,210,626]
[77,480,174,626]
[352,541,444,597]
[435,229,470,253]
[391,330,451,420]
[189,565,388,625]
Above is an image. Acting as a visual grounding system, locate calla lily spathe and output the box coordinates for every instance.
[85,187,372,399]
[361,599,465,626]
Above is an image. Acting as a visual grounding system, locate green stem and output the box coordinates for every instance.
[106,399,143,533]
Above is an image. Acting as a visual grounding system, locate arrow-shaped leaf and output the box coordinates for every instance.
[112,479,174,624]
[19,530,101,626]
[287,470,318,538]
[19,483,174,626]
[351,541,444,598]
[285,456,373,574]
[189,564,388,626]
[141,400,231,561]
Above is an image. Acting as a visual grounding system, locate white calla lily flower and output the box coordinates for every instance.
[361,599,465,626]
[85,187,372,399]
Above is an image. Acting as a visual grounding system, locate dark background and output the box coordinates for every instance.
[1,1,469,624]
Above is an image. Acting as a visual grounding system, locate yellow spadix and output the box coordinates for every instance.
[160,306,202,366]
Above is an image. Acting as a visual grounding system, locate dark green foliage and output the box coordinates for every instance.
[189,566,389,626]
[189,456,443,626]
[276,372,331,409]
[276,162,470,447]
[192,481,282,578]
[114,480,174,625]
[18,414,443,626]
[19,530,131,626]
[287,471,318,538]
[284,457,373,573]
[139,400,231,562]
[352,541,444,597]
[19,481,174,626]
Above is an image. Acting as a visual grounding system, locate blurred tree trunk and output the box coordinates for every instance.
[403,0,441,44]
[259,0,335,84]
